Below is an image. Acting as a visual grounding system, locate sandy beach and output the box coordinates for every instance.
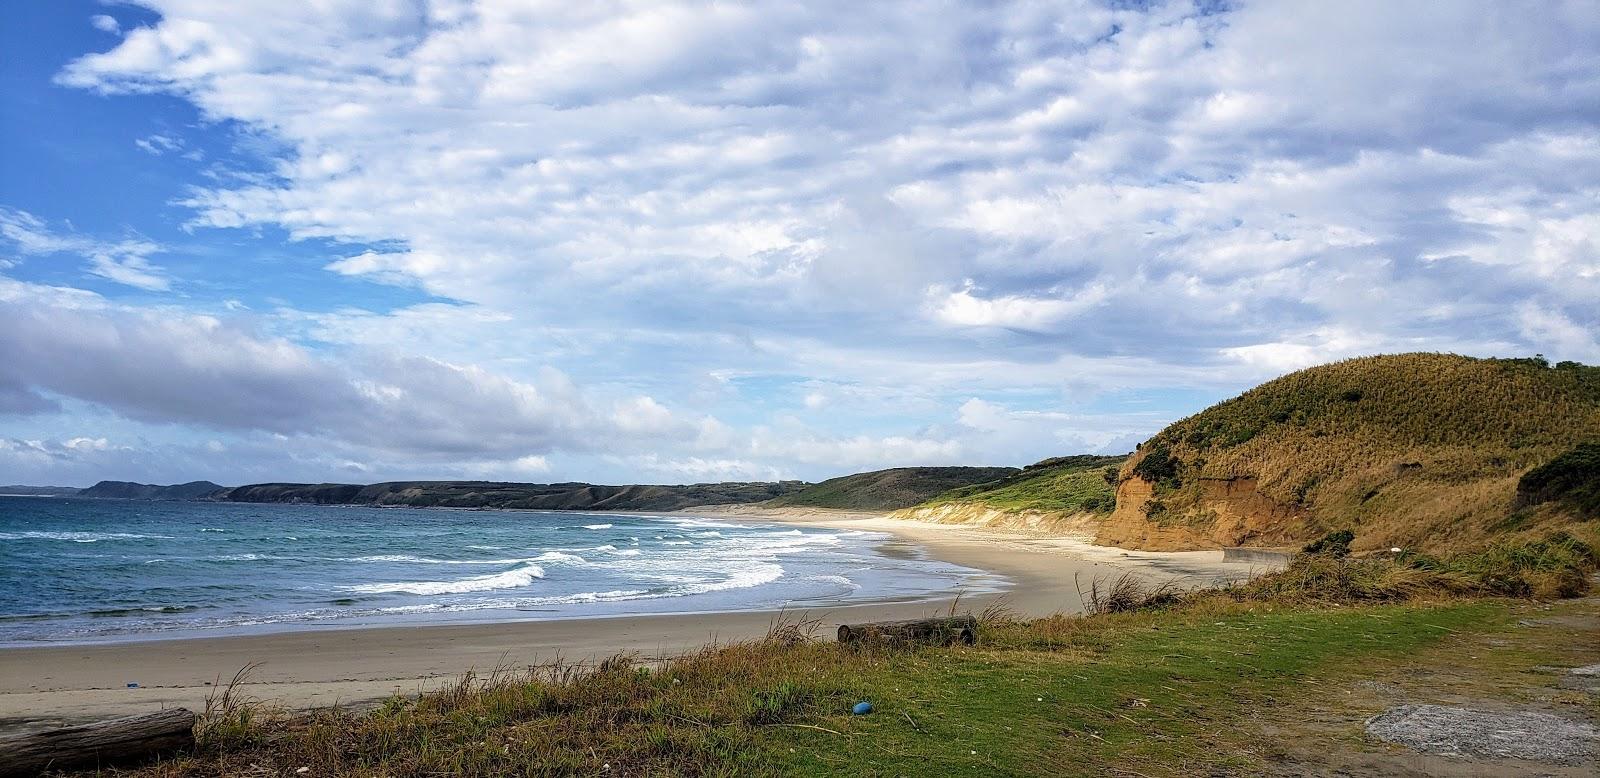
[0,508,1273,730]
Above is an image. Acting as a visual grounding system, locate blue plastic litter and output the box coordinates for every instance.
[852,701,873,715]
[127,682,139,688]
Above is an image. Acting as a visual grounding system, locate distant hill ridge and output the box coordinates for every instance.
[0,485,82,497]
[212,480,806,512]
[78,480,226,500]
[1101,353,1600,553]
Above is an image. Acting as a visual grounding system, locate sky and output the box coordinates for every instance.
[1,1,1597,487]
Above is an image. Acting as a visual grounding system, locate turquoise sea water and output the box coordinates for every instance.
[0,496,1001,644]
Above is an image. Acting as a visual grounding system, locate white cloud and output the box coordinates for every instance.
[1517,304,1600,364]
[0,208,171,291]
[134,133,184,155]
[930,282,1110,331]
[90,15,120,34]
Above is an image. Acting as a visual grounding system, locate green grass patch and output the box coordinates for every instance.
[127,599,1513,778]
[917,456,1124,514]
[758,602,1504,776]
[767,467,1019,511]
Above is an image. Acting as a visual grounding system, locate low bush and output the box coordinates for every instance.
[1301,529,1354,557]
[1516,442,1600,517]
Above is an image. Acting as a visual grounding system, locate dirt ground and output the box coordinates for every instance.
[1251,596,1600,777]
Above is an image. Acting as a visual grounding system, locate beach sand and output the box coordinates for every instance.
[0,508,1274,729]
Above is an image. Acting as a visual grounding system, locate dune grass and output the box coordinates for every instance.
[92,536,1594,778]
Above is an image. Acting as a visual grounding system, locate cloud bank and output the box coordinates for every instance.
[1,0,1596,484]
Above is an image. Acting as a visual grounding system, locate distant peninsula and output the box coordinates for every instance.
[42,466,1018,513]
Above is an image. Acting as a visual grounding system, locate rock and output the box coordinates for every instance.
[1365,704,1598,764]
[1570,664,1600,677]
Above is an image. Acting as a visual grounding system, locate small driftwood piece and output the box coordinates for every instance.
[836,616,977,647]
[0,707,196,777]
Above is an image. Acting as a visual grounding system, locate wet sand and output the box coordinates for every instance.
[0,508,1273,729]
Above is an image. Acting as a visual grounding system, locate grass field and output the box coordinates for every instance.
[115,602,1507,777]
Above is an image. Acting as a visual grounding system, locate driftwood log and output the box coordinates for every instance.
[836,616,977,646]
[0,708,196,777]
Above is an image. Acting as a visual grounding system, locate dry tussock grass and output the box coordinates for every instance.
[1120,354,1600,552]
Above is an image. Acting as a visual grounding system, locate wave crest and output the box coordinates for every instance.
[345,562,546,595]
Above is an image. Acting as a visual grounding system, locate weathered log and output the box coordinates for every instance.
[836,616,977,646]
[0,708,195,777]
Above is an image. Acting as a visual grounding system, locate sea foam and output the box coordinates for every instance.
[346,562,546,595]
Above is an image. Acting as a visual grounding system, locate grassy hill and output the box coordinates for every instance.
[913,455,1127,514]
[1101,354,1600,552]
[764,466,1018,511]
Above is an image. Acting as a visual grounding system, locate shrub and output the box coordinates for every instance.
[1445,532,1598,598]
[1076,572,1182,615]
[1302,529,1354,557]
[1515,442,1600,517]
[1131,443,1180,487]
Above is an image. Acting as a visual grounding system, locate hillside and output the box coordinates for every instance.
[0,485,81,496]
[1100,354,1600,552]
[892,455,1126,533]
[213,480,806,511]
[764,466,1018,510]
[78,480,226,500]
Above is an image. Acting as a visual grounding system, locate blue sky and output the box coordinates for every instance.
[1,0,1597,487]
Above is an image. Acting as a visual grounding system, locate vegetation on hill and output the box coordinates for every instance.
[1109,354,1600,552]
[1515,442,1600,518]
[765,467,1018,511]
[104,535,1596,777]
[78,481,226,500]
[214,480,807,511]
[0,485,80,496]
[911,455,1127,515]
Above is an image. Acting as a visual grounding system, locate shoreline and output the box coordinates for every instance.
[0,506,1274,730]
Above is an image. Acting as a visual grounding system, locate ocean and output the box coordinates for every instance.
[0,496,1001,644]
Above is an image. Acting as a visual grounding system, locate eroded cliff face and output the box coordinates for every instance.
[1094,475,1311,551]
[892,503,1101,538]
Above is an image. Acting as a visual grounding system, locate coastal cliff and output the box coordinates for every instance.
[1095,475,1309,550]
[1095,354,1600,553]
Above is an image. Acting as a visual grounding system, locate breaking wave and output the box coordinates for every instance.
[345,562,546,595]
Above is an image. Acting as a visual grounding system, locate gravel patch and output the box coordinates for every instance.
[1366,704,1599,764]
[1571,664,1600,677]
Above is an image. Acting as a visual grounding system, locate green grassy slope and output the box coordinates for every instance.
[1112,354,1600,551]
[910,455,1126,515]
[765,466,1019,510]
